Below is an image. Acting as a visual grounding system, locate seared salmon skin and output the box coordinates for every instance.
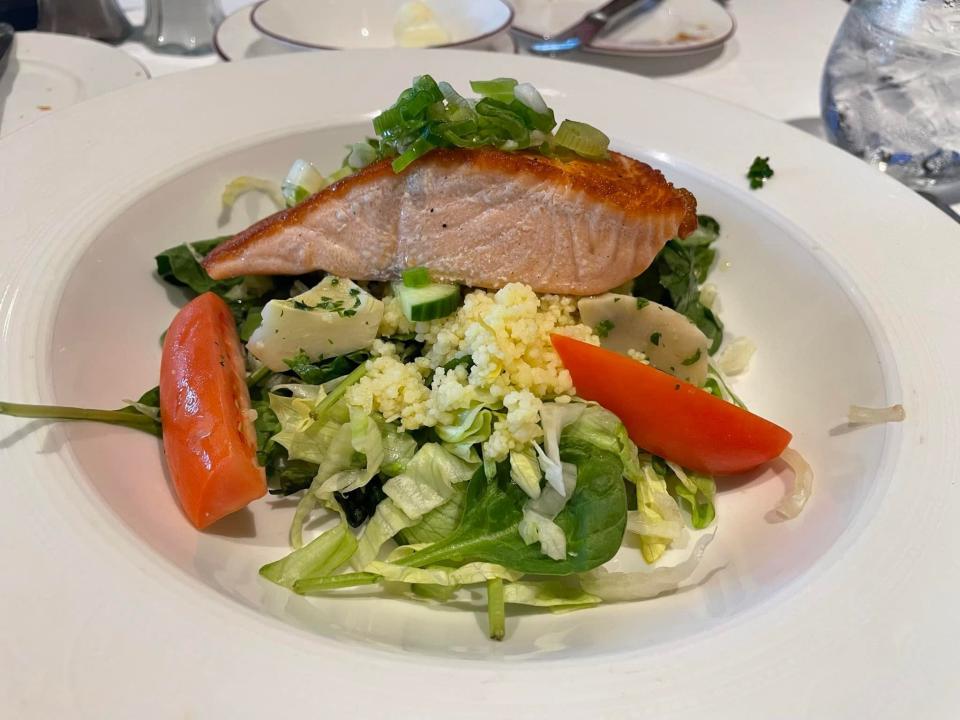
[203,147,697,296]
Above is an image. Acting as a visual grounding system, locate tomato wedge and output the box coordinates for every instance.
[159,292,266,529]
[551,334,791,475]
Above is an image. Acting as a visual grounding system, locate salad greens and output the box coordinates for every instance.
[0,77,755,642]
[631,214,724,354]
[0,387,162,437]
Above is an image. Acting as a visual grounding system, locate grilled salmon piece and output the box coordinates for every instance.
[203,147,697,296]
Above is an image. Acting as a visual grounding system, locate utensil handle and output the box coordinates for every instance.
[590,0,657,23]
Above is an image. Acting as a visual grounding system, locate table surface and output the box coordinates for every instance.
[118,0,847,126]
[31,1,960,211]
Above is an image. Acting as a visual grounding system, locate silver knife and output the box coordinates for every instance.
[529,0,663,54]
[0,24,13,82]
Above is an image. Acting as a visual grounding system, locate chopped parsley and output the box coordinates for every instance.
[291,294,361,317]
[650,332,662,346]
[747,156,774,189]
[636,297,649,310]
[595,319,615,338]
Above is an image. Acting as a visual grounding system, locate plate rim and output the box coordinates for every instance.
[249,0,516,51]
[512,0,736,57]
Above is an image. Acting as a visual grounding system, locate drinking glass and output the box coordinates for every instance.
[821,0,960,192]
[143,0,224,55]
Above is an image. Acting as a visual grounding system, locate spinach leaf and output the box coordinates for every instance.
[396,436,626,575]
[0,385,163,438]
[155,238,276,338]
[632,215,724,354]
[283,350,369,385]
[336,475,388,527]
[250,397,318,496]
[155,237,240,295]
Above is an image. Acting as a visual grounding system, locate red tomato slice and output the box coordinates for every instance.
[551,334,791,475]
[159,292,265,529]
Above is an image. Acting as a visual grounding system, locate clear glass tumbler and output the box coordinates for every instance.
[821,0,960,192]
[142,0,224,55]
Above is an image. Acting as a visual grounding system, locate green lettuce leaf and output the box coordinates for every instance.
[259,524,357,589]
[393,433,626,575]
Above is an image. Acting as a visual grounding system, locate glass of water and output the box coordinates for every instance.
[142,0,224,55]
[821,0,960,193]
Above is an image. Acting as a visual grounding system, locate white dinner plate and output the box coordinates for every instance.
[513,0,736,56]
[215,5,516,61]
[1,50,958,717]
[0,31,147,138]
[251,0,514,50]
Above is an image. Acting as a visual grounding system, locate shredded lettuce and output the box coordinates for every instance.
[397,481,468,545]
[520,451,577,561]
[665,460,717,530]
[436,404,493,446]
[353,498,417,569]
[503,580,602,610]
[268,384,348,465]
[365,560,522,585]
[581,532,715,601]
[537,402,585,495]
[382,443,476,519]
[353,444,477,567]
[629,458,686,564]
[260,524,356,589]
[380,419,418,477]
[509,446,542,499]
[775,447,813,519]
[221,176,284,211]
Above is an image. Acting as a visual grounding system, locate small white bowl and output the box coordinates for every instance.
[251,0,514,50]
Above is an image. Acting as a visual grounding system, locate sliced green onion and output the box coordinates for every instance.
[392,134,437,173]
[402,266,432,288]
[345,142,378,170]
[470,77,518,103]
[513,82,548,115]
[370,76,610,173]
[553,119,610,160]
[475,98,529,145]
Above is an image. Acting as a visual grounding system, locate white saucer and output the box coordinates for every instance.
[513,0,736,57]
[215,5,516,61]
[0,32,148,138]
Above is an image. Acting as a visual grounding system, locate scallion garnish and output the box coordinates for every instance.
[366,75,609,174]
[402,266,432,288]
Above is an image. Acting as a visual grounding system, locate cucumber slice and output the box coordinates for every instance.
[393,280,460,322]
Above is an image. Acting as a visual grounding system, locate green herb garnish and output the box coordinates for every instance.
[747,156,774,189]
[402,266,432,288]
[372,75,607,173]
[650,332,662,346]
[631,215,724,354]
[595,319,615,338]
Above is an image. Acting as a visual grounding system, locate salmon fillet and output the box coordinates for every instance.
[203,147,697,296]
